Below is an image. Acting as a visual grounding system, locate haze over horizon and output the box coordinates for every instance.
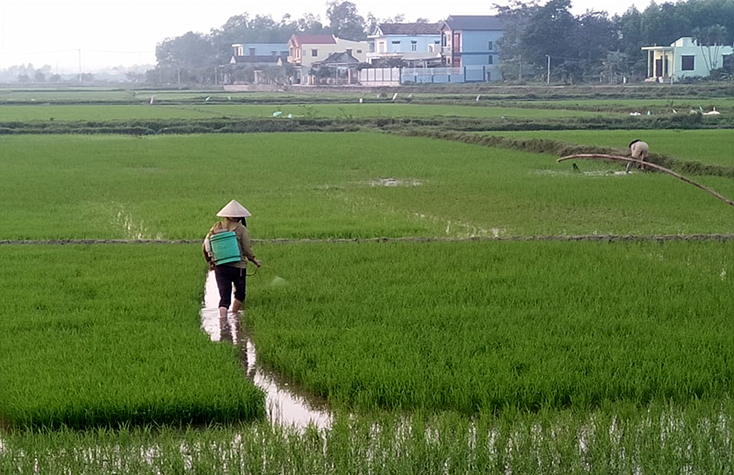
[1,0,655,73]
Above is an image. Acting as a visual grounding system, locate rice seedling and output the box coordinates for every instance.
[0,103,610,122]
[2,132,734,242]
[246,239,734,413]
[0,245,264,429]
[1,399,732,474]
[1,115,733,472]
[483,129,734,166]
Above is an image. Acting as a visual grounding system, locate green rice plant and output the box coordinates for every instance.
[1,399,732,474]
[2,133,734,242]
[0,245,264,429]
[0,103,611,122]
[482,129,734,166]
[246,240,734,413]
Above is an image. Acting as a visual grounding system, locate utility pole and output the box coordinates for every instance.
[519,54,523,81]
[546,54,551,84]
[78,49,82,83]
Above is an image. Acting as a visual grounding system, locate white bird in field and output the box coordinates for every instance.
[476,94,481,101]
[392,93,398,101]
[359,98,363,103]
[672,109,677,114]
[704,107,721,115]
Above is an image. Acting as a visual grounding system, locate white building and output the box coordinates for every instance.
[642,36,733,82]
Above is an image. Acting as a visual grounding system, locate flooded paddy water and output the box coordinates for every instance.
[200,271,332,429]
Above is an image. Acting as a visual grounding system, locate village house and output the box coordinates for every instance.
[367,23,442,67]
[229,43,289,66]
[287,34,369,84]
[440,15,504,81]
[642,36,733,82]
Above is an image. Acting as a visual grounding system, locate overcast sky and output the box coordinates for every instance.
[0,0,655,72]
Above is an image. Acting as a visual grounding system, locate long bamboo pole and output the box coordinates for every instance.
[558,154,734,208]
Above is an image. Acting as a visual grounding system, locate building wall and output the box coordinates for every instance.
[335,39,369,63]
[449,30,503,80]
[375,35,440,53]
[645,37,734,80]
[290,39,368,83]
[233,43,288,57]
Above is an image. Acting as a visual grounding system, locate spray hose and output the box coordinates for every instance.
[558,154,734,208]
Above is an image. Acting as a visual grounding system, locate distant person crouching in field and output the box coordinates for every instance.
[203,199,261,319]
[626,139,649,173]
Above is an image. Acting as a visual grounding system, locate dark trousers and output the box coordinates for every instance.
[214,265,246,309]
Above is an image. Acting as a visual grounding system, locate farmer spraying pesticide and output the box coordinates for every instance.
[203,200,261,319]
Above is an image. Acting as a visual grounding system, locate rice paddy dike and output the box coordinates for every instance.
[1,85,734,474]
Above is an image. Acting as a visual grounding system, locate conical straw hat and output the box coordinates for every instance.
[216,199,252,218]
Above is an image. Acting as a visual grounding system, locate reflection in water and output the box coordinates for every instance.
[201,271,332,429]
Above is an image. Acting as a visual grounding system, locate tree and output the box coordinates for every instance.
[294,13,328,34]
[156,31,215,70]
[520,0,579,77]
[615,6,647,76]
[573,11,618,81]
[326,1,366,39]
[494,0,542,80]
[365,12,407,37]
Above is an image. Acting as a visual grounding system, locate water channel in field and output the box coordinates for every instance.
[201,271,332,429]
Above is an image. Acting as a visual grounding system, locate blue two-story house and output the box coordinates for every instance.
[367,23,442,67]
[230,43,289,66]
[440,15,504,81]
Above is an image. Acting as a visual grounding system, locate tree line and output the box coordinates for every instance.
[154,0,734,84]
[497,0,734,83]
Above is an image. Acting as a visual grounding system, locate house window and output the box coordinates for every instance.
[411,40,417,52]
[249,48,256,56]
[271,51,277,56]
[681,55,695,71]
[346,49,352,55]
[357,49,362,53]
[392,41,401,45]
[441,34,447,47]
[488,41,493,50]
[488,55,493,64]
[311,49,318,57]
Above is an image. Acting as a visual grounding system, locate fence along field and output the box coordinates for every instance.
[1,124,734,470]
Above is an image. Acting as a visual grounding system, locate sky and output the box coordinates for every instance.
[0,0,656,72]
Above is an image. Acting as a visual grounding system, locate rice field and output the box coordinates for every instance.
[2,402,733,474]
[0,245,264,429]
[2,88,734,473]
[481,129,734,166]
[247,239,734,413]
[3,133,734,241]
[0,102,612,122]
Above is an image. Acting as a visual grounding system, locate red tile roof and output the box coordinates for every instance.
[290,35,337,46]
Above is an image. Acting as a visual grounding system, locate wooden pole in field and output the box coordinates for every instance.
[558,153,734,208]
